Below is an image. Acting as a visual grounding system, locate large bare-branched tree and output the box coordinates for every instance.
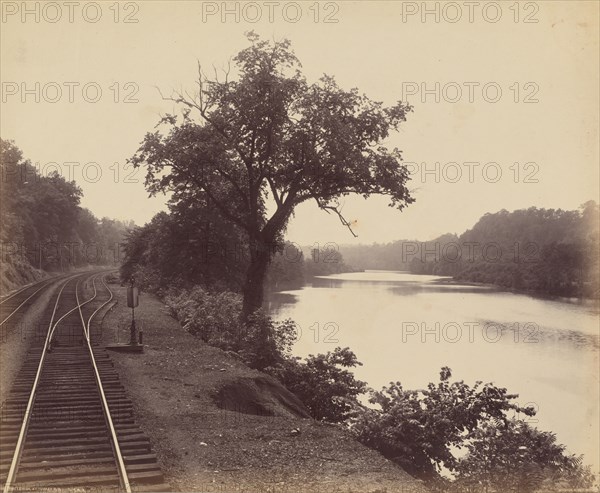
[130,32,414,320]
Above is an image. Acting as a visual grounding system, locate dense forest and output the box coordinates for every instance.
[118,202,600,300]
[0,139,130,289]
[340,204,600,298]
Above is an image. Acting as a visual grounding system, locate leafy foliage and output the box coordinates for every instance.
[120,209,248,293]
[0,139,130,282]
[119,210,350,294]
[304,244,351,277]
[1,139,81,247]
[264,241,305,290]
[266,347,368,423]
[352,367,536,480]
[453,419,595,493]
[130,32,414,319]
[164,284,366,417]
[451,205,600,297]
[164,286,297,369]
[165,286,242,346]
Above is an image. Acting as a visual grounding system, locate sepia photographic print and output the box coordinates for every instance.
[0,1,599,492]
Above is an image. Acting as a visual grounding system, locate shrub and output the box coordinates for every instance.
[351,367,535,480]
[165,286,296,369]
[266,347,367,423]
[129,264,163,294]
[453,419,595,493]
[242,311,298,369]
[166,286,365,417]
[165,286,243,348]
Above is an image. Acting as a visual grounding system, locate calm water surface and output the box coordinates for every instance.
[267,270,600,469]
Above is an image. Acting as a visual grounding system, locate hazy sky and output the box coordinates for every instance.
[2,1,598,245]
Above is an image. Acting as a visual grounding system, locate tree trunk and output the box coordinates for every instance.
[241,240,272,320]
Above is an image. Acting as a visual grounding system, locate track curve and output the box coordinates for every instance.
[0,272,168,492]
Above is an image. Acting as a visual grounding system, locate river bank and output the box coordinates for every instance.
[430,275,600,306]
[101,280,429,492]
[268,270,600,474]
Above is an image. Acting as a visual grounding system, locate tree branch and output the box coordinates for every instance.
[266,176,282,207]
[314,198,358,238]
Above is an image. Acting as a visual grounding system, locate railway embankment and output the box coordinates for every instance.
[101,281,429,493]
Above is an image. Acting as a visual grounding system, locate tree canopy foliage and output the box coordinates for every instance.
[129,31,414,318]
[120,209,248,292]
[0,139,130,278]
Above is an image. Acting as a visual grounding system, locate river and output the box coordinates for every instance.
[267,270,600,471]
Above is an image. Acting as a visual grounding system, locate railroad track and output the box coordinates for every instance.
[0,277,60,337]
[0,277,53,304]
[0,272,168,492]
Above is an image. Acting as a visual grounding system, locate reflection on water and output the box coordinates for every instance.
[266,270,600,470]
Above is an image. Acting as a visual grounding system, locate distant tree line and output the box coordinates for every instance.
[0,139,130,282]
[340,204,600,298]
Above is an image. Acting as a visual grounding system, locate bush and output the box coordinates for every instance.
[128,264,163,294]
[351,367,596,490]
[352,367,535,480]
[453,419,595,493]
[165,286,242,347]
[266,347,367,423]
[165,286,296,369]
[242,311,298,369]
[165,286,365,421]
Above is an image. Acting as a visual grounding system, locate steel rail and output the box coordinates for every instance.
[78,274,132,493]
[45,273,101,345]
[0,281,53,327]
[0,271,72,306]
[1,273,84,493]
[0,277,52,305]
[86,274,115,341]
